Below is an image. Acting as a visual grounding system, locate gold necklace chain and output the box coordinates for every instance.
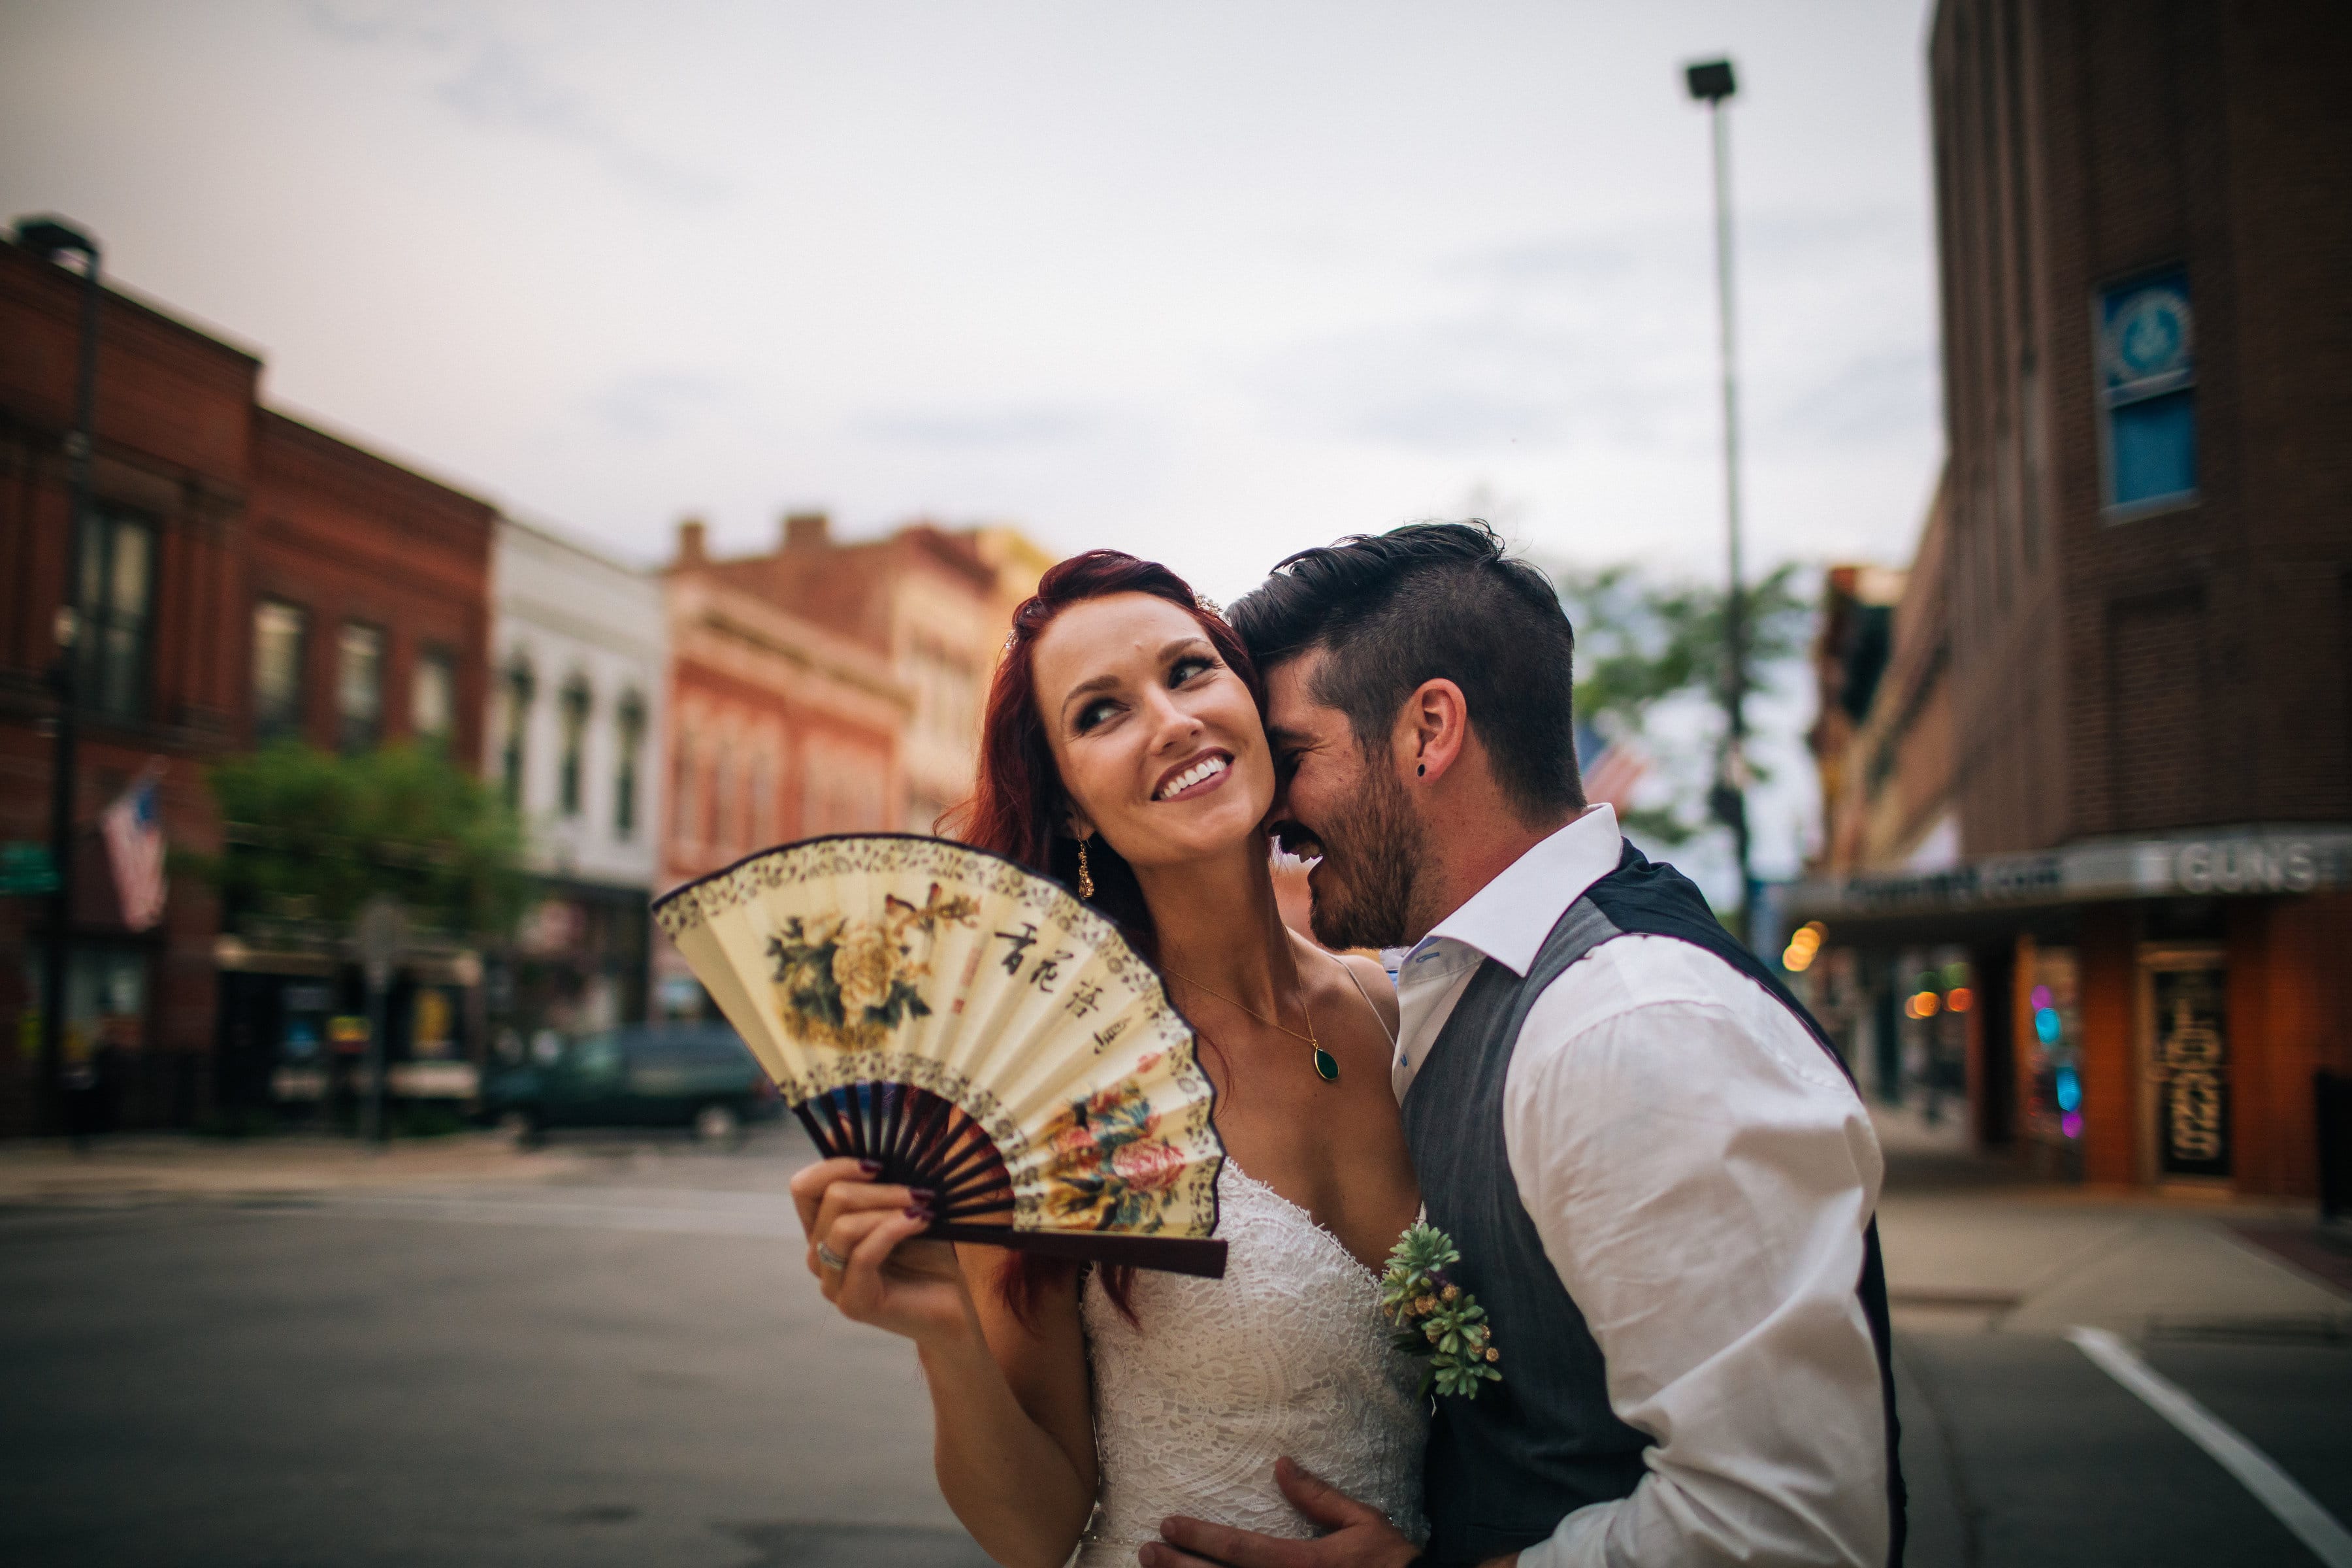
[1160,962,1340,1083]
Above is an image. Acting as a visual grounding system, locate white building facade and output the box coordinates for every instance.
[487,517,666,1044]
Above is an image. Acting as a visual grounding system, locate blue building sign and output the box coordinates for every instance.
[2099,269,2197,512]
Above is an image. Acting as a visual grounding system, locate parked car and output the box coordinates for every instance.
[482,1023,779,1147]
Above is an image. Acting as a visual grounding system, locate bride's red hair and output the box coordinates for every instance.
[938,548,1262,1325]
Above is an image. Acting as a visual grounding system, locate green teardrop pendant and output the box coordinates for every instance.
[1312,1045,1340,1083]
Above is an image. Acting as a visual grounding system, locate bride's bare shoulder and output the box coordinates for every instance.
[1293,934,1399,1043]
[1345,953,1399,1028]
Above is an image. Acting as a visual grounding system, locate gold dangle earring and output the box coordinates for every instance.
[1077,836,1094,900]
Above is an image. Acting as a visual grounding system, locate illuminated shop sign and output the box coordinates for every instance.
[1828,855,2065,913]
[1784,828,2352,919]
[2170,840,2320,894]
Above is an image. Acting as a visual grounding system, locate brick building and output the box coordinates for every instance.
[699,512,1044,832]
[1,237,499,1131]
[653,519,912,1016]
[1809,532,1942,879]
[650,512,1057,1015]
[1,240,253,1132]
[243,411,491,762]
[1786,0,2352,1198]
[218,412,496,1115]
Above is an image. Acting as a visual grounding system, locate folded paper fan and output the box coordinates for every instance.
[653,835,1226,1278]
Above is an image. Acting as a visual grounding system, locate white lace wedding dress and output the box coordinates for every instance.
[1074,1162,1428,1565]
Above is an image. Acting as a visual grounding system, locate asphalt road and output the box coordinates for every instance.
[4,1129,2347,1567]
[2,1128,988,1568]
[1895,1330,2352,1568]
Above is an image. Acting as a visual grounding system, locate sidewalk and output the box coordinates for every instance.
[1870,1105,2352,1338]
[0,1130,598,1205]
[12,1115,2350,1342]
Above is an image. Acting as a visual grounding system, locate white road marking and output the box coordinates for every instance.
[2067,1325,2352,1567]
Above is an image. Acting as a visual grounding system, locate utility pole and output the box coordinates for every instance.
[1684,61,1755,947]
[14,216,102,1133]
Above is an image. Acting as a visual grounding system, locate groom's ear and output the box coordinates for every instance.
[1396,678,1471,787]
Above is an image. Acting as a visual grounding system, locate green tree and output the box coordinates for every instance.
[197,741,529,939]
[1554,562,1813,844]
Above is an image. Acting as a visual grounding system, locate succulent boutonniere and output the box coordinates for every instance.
[1380,1221,1503,1400]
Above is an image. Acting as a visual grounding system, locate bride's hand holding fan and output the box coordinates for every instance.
[655,836,1230,1277]
[660,836,1213,1565]
[786,1111,1105,1568]
[791,1156,973,1343]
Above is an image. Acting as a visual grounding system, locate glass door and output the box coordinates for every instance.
[2137,946,2230,1183]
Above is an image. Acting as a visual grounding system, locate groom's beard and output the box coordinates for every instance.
[1305,760,1427,951]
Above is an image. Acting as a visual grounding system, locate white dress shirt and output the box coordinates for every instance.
[1394,806,1891,1568]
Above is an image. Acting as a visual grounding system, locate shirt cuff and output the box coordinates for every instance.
[1510,1497,1613,1568]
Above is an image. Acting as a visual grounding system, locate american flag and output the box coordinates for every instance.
[1576,722,1650,811]
[103,764,169,932]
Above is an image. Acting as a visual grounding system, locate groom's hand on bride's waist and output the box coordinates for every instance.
[1143,1457,1512,1568]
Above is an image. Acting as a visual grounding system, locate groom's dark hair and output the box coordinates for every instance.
[1229,521,1584,819]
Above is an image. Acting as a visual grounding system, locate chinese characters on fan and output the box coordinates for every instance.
[992,921,1077,993]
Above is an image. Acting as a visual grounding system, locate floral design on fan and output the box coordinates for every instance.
[1038,1054,1188,1232]
[765,883,981,1051]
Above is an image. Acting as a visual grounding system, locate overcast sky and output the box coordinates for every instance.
[3,0,1944,882]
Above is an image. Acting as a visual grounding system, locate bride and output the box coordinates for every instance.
[789,549,1428,1567]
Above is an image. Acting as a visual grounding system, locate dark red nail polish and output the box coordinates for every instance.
[857,1159,883,1175]
[905,1205,933,1222]
[908,1187,937,1203]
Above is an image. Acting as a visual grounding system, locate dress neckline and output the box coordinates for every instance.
[1220,1160,1388,1288]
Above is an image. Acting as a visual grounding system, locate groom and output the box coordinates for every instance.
[1143,523,1903,1568]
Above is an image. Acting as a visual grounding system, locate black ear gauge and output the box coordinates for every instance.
[1417,764,1426,776]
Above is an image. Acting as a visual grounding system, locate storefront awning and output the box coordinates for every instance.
[1783,824,2352,926]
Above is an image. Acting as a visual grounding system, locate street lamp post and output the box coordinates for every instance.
[354,897,407,1146]
[1683,60,1755,948]
[13,216,103,1135]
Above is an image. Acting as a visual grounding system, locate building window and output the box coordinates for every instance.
[2099,269,2197,514]
[751,750,776,847]
[78,508,156,721]
[735,756,758,849]
[710,749,736,857]
[500,659,536,807]
[558,676,592,818]
[412,646,455,745]
[672,729,698,847]
[672,733,696,851]
[614,691,645,840]
[336,623,385,753]
[252,600,308,743]
[39,943,151,1060]
[911,644,980,744]
[807,745,887,834]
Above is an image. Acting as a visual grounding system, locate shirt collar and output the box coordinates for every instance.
[1407,804,1624,978]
